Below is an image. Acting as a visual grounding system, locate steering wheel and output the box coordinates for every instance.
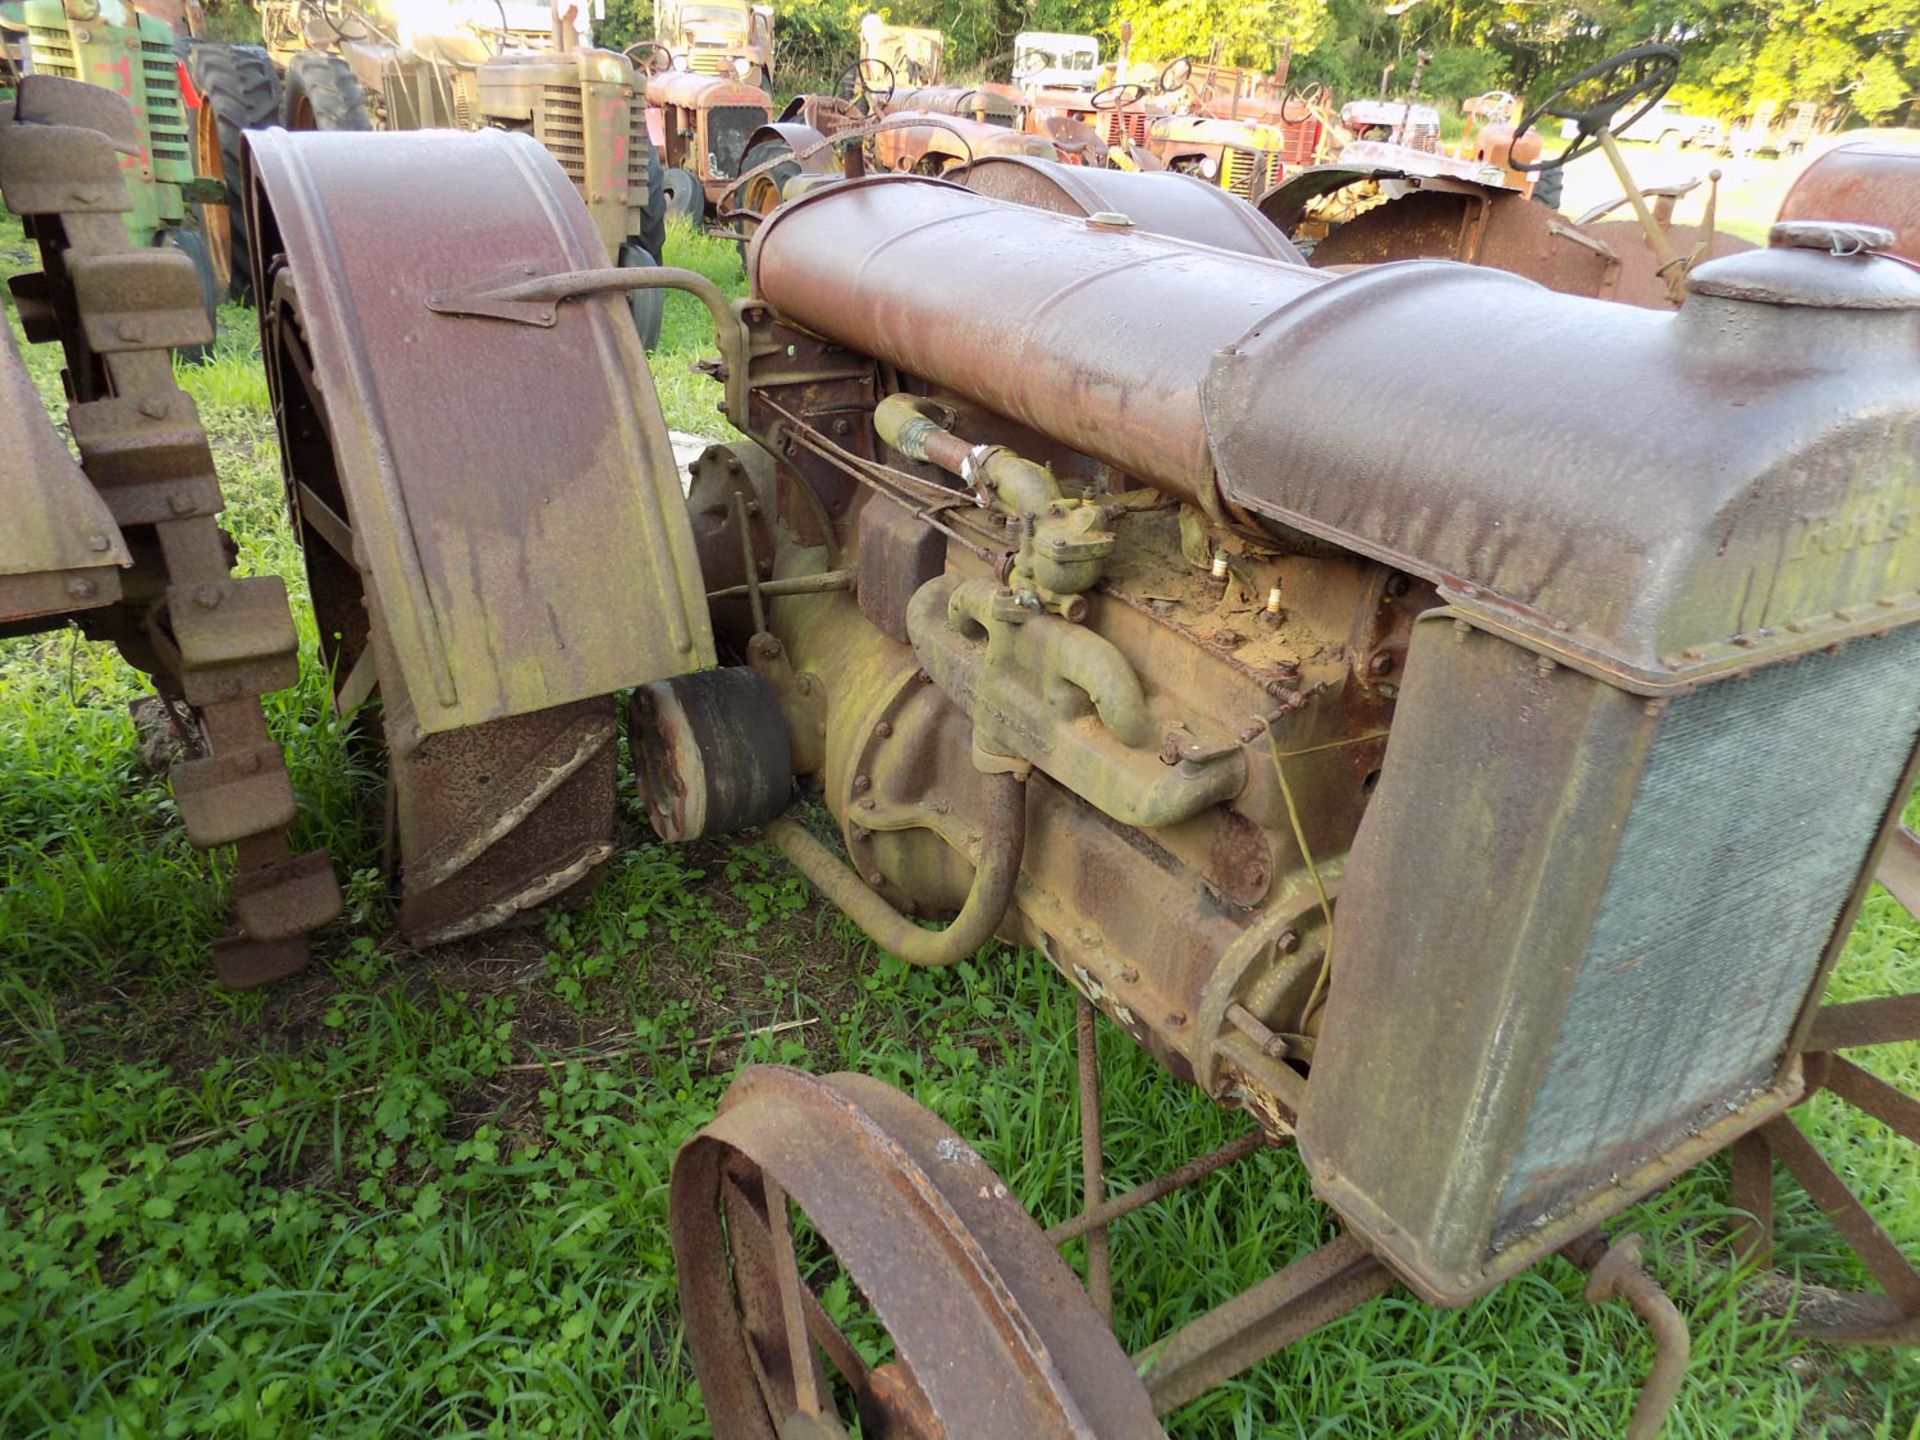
[1472,89,1517,123]
[624,40,674,74]
[1281,85,1319,125]
[1509,42,1680,172]
[1157,57,1192,93]
[1092,82,1147,111]
[837,56,896,113]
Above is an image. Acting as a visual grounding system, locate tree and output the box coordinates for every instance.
[1110,0,1331,68]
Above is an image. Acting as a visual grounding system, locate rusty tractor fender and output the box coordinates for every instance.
[242,127,716,734]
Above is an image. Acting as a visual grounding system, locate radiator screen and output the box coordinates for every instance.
[1496,623,1920,1241]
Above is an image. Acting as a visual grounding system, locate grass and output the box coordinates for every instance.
[3,210,1919,1438]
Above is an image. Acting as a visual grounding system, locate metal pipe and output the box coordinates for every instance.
[764,771,1027,968]
[706,569,854,602]
[1565,1232,1690,1440]
[874,393,1059,516]
[1047,1130,1272,1246]
[1075,995,1111,1321]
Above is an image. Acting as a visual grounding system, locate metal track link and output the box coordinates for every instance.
[1,76,340,988]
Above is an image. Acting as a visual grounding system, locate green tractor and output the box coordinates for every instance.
[9,0,223,349]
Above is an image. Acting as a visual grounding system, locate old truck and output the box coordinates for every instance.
[648,0,770,89]
[9,73,1920,1437]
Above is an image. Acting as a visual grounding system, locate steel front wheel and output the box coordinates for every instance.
[671,1067,1164,1439]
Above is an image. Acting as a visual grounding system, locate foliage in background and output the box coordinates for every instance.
[188,0,1920,118]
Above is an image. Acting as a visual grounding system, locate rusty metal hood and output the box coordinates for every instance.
[1204,249,1920,683]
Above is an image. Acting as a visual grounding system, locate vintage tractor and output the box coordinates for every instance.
[10,0,221,344]
[222,102,1920,1434]
[1778,135,1920,263]
[1262,45,1749,310]
[184,0,665,344]
[647,0,770,89]
[1,75,340,986]
[641,63,769,224]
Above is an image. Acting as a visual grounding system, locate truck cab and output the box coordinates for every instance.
[1011,31,1098,93]
[653,0,769,89]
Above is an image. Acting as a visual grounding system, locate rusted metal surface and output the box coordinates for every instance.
[245,127,713,732]
[765,771,1027,968]
[751,176,1327,512]
[1566,1234,1690,1440]
[1204,246,1920,681]
[870,111,1055,173]
[1777,138,1920,265]
[1261,158,1750,310]
[958,155,1304,262]
[0,324,128,623]
[1725,991,1920,1345]
[1074,996,1111,1322]
[1134,1232,1394,1413]
[3,78,338,987]
[671,1066,1163,1437]
[246,126,715,945]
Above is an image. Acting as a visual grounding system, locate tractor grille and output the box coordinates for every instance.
[688,45,728,75]
[628,104,651,201]
[26,26,78,79]
[1222,147,1280,199]
[1277,116,1321,166]
[538,82,587,184]
[1494,623,1920,1241]
[141,38,189,167]
[1099,109,1148,149]
[706,104,759,180]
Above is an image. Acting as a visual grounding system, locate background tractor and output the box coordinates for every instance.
[184,0,666,342]
[8,0,221,346]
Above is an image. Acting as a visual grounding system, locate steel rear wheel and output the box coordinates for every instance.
[1728,828,1920,1344]
[671,1067,1164,1439]
[260,266,617,948]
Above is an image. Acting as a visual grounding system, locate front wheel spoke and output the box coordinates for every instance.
[1763,1118,1920,1314]
[1825,1056,1920,1146]
[761,1173,825,1419]
[723,1171,871,1397]
[1807,994,1920,1052]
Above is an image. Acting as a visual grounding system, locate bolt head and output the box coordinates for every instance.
[66,577,98,600]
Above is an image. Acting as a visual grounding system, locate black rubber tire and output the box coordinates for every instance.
[733,136,797,268]
[638,139,668,264]
[281,50,374,132]
[661,165,702,222]
[185,42,282,303]
[157,224,219,364]
[1531,164,1565,211]
[618,241,663,352]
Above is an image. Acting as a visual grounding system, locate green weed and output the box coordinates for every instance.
[1,213,1916,1439]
